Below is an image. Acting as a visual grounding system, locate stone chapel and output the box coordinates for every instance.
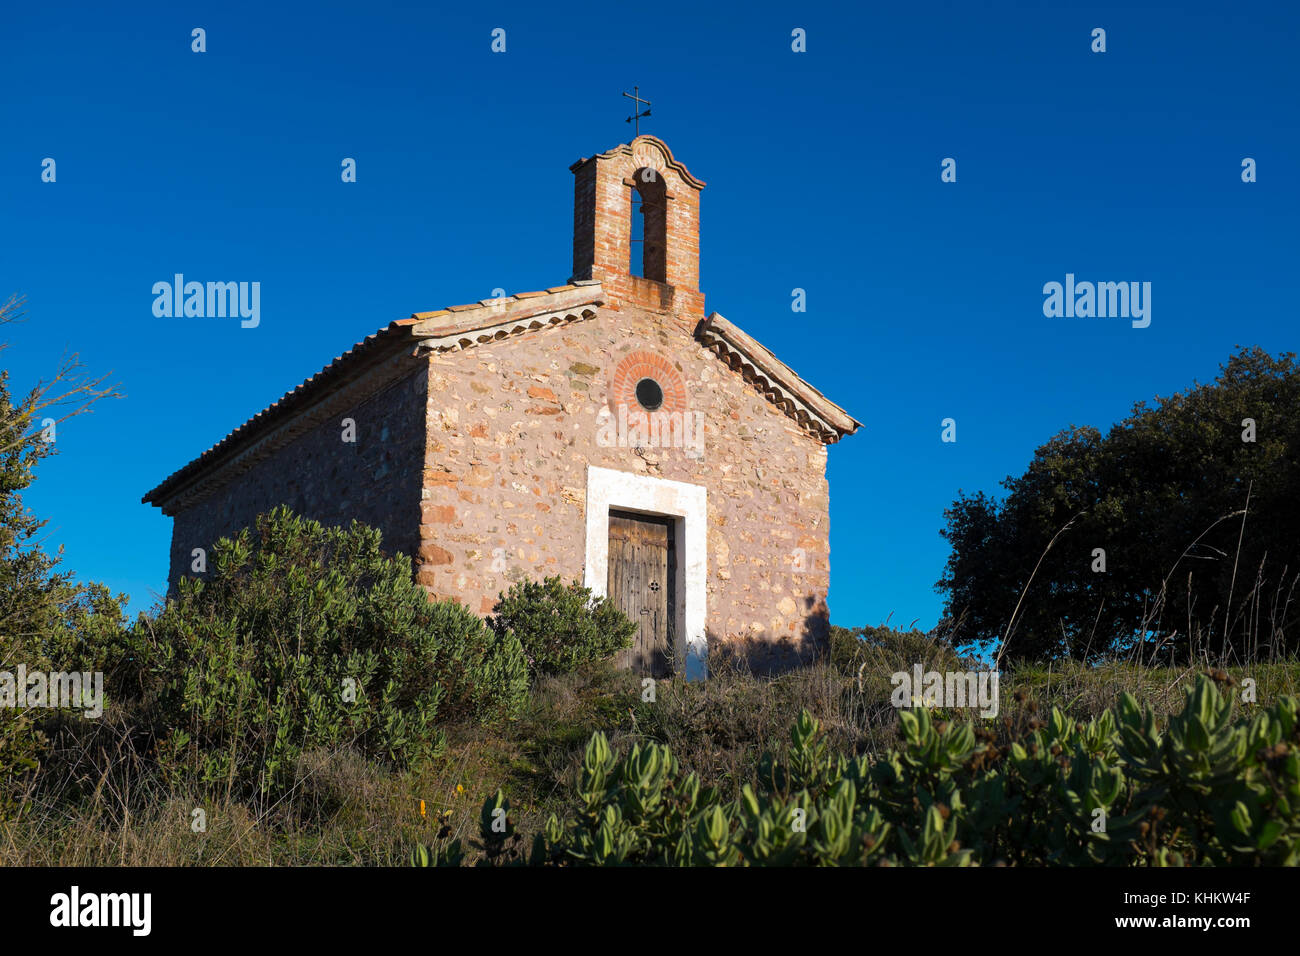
[143,135,861,678]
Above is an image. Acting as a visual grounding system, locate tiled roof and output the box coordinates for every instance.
[141,317,422,508]
[142,280,861,512]
[142,284,604,510]
[695,314,861,443]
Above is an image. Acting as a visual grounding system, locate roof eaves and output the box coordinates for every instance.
[142,283,607,511]
[142,318,421,508]
[695,313,862,444]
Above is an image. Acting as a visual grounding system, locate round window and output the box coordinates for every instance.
[635,377,664,411]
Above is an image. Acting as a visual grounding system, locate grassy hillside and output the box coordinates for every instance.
[5,648,1297,866]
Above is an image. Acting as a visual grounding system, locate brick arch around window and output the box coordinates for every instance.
[610,350,688,418]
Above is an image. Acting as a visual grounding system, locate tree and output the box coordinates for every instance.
[0,294,121,815]
[0,294,119,648]
[937,347,1300,664]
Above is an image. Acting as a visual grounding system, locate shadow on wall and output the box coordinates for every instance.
[706,594,831,677]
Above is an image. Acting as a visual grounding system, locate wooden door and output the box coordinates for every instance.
[607,510,675,677]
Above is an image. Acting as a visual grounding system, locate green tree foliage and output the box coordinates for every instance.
[132,507,529,800]
[937,347,1300,663]
[415,675,1300,866]
[488,576,636,678]
[0,295,121,817]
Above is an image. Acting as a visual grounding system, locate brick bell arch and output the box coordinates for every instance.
[629,167,668,282]
[570,134,707,325]
[610,350,688,418]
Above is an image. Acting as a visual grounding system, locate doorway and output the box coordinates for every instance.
[606,509,676,677]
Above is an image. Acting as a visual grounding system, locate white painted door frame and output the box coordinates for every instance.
[583,465,708,679]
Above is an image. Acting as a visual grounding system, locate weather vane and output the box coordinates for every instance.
[623,86,651,136]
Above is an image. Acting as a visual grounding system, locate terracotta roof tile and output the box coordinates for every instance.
[144,286,606,510]
[143,283,858,511]
[142,317,420,507]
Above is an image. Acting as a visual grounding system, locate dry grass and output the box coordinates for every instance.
[1003,657,1300,720]
[3,647,1297,866]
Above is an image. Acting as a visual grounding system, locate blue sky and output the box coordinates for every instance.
[2,0,1296,629]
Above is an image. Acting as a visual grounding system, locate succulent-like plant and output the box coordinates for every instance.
[411,675,1300,866]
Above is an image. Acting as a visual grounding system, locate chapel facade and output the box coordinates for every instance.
[143,135,861,678]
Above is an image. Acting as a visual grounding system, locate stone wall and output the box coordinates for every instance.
[417,304,833,670]
[166,365,428,587]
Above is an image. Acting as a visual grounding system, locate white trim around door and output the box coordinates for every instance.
[583,465,708,679]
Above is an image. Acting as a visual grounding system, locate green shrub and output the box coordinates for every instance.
[0,569,127,821]
[488,577,636,678]
[415,674,1300,866]
[134,507,528,800]
[828,624,869,672]
[436,601,530,725]
[829,623,964,676]
[0,711,43,820]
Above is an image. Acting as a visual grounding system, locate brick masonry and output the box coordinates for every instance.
[571,136,706,330]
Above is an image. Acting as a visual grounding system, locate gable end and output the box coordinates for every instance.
[695,313,861,444]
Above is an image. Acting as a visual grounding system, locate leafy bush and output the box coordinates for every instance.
[0,712,43,820]
[414,673,1300,866]
[1,582,128,819]
[134,507,528,800]
[828,624,960,674]
[488,577,636,678]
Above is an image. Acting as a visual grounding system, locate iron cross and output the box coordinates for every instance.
[623,86,651,135]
